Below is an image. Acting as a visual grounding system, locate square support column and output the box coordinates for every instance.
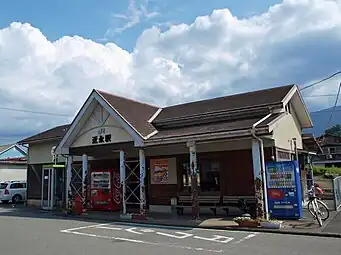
[120,150,126,215]
[66,155,73,210]
[82,153,88,202]
[139,149,146,215]
[187,141,199,220]
[252,139,265,218]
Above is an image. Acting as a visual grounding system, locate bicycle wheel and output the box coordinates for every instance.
[315,209,323,227]
[307,199,315,218]
[308,199,330,221]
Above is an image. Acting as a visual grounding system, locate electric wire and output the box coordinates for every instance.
[320,82,341,144]
[0,106,71,117]
[300,71,341,91]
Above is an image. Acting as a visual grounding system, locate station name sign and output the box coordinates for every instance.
[91,128,112,145]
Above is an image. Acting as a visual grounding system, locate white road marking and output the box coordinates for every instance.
[108,221,246,233]
[96,226,123,231]
[60,223,108,232]
[156,231,193,239]
[140,229,155,233]
[61,229,223,253]
[233,233,257,244]
[193,235,234,243]
[126,227,143,235]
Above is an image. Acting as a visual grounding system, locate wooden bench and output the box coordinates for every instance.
[176,195,221,216]
[222,196,257,216]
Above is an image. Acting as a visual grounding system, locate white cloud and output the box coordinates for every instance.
[105,0,160,36]
[1,0,341,141]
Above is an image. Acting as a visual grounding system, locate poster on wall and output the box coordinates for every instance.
[150,159,169,184]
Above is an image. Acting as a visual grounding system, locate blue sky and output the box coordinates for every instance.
[1,0,340,143]
[0,0,280,51]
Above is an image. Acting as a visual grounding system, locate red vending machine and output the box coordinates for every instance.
[89,169,121,211]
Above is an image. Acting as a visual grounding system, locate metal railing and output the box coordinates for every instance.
[332,176,341,211]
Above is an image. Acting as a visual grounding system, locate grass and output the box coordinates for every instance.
[312,166,341,178]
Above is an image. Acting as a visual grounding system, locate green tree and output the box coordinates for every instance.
[325,124,341,137]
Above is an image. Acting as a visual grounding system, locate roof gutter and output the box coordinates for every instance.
[251,113,272,220]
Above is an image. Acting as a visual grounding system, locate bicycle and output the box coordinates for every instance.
[307,189,329,227]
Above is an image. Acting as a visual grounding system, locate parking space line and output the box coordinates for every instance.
[97,226,123,231]
[156,231,193,239]
[233,233,257,244]
[61,229,224,253]
[60,223,109,232]
[105,221,258,234]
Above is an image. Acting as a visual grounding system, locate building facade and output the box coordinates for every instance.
[0,144,27,181]
[20,84,313,218]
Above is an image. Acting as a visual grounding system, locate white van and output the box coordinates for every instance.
[0,180,27,204]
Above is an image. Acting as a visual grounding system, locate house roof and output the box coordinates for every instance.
[302,133,323,153]
[154,85,294,122]
[0,144,12,153]
[96,90,158,137]
[0,144,27,157]
[22,84,309,146]
[18,124,71,144]
[149,113,281,140]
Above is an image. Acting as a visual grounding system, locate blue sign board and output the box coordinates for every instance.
[266,160,303,219]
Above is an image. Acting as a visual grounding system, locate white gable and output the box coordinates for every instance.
[71,103,134,148]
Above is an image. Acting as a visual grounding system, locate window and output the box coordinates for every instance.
[10,183,26,189]
[0,183,8,189]
[199,160,220,192]
[329,147,336,154]
[180,160,220,193]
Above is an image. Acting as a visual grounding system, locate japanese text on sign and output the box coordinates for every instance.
[91,128,112,144]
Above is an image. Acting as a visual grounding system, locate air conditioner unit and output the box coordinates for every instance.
[326,154,333,160]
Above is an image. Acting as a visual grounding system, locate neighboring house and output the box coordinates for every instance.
[0,144,27,181]
[312,134,341,167]
[19,84,313,216]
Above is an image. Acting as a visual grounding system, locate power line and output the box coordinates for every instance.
[0,73,339,118]
[324,82,341,135]
[0,106,72,117]
[300,71,341,91]
[304,94,338,98]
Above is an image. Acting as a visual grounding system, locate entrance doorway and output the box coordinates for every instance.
[41,165,65,210]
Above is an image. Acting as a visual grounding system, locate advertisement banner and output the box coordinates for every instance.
[150,159,169,184]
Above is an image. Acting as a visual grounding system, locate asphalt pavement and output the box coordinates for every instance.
[0,206,340,255]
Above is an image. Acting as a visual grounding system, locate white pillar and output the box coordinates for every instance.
[252,139,268,219]
[66,155,73,210]
[139,149,146,215]
[120,150,126,214]
[252,140,262,180]
[82,154,88,200]
[187,141,199,219]
[189,143,197,175]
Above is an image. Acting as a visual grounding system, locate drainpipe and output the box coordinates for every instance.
[251,112,272,220]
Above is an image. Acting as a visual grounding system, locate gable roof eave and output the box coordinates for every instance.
[281,85,313,128]
[95,89,147,140]
[55,90,145,155]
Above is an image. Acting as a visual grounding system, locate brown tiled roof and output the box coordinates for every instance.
[155,85,294,122]
[149,114,281,140]
[96,90,159,137]
[0,144,13,153]
[18,124,70,144]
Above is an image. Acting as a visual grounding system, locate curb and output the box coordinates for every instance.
[59,212,341,239]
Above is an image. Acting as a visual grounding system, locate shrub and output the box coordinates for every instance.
[312,166,341,177]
